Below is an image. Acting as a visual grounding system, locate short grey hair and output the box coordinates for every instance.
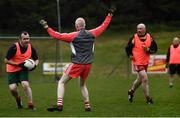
[75,17,86,28]
[20,31,30,39]
[137,23,146,29]
[173,37,180,43]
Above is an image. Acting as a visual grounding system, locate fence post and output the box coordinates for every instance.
[0,51,3,77]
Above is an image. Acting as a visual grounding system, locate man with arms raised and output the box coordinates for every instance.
[40,11,113,111]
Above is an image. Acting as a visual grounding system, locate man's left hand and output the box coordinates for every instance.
[144,47,150,52]
[29,65,37,71]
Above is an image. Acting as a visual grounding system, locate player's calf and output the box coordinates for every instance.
[16,96,23,109]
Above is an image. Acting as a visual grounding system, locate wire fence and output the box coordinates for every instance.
[0,36,133,84]
[0,36,64,84]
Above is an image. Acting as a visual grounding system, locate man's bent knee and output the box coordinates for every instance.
[142,78,148,83]
[21,81,30,89]
[59,73,71,84]
[9,84,17,90]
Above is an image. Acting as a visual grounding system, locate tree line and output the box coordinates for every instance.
[0,0,180,35]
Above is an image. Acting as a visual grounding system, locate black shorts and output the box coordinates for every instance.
[168,64,180,75]
[7,70,29,85]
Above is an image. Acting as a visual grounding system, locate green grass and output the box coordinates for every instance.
[0,30,180,116]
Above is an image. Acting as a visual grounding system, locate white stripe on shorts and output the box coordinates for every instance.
[65,63,74,75]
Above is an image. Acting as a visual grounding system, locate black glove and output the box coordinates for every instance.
[39,19,49,29]
[18,62,28,70]
[165,63,169,68]
[108,5,116,15]
[29,65,37,71]
[144,47,150,53]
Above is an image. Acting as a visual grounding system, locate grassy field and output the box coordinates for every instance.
[0,30,180,117]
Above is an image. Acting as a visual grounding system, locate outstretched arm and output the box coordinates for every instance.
[39,19,78,42]
[47,28,78,43]
[89,13,112,38]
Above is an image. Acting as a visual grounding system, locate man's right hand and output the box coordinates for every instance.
[129,55,133,60]
[39,19,49,29]
[108,5,116,16]
[165,63,169,68]
[18,62,28,70]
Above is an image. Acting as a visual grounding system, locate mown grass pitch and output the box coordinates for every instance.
[0,74,180,117]
[0,31,180,117]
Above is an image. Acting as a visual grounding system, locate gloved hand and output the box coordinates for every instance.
[144,47,150,52]
[129,55,135,61]
[39,19,49,29]
[18,62,28,70]
[29,65,37,71]
[108,5,116,15]
[165,63,169,68]
[142,44,150,53]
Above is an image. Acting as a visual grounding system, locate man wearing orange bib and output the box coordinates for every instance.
[166,37,180,88]
[125,23,157,104]
[4,31,39,110]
